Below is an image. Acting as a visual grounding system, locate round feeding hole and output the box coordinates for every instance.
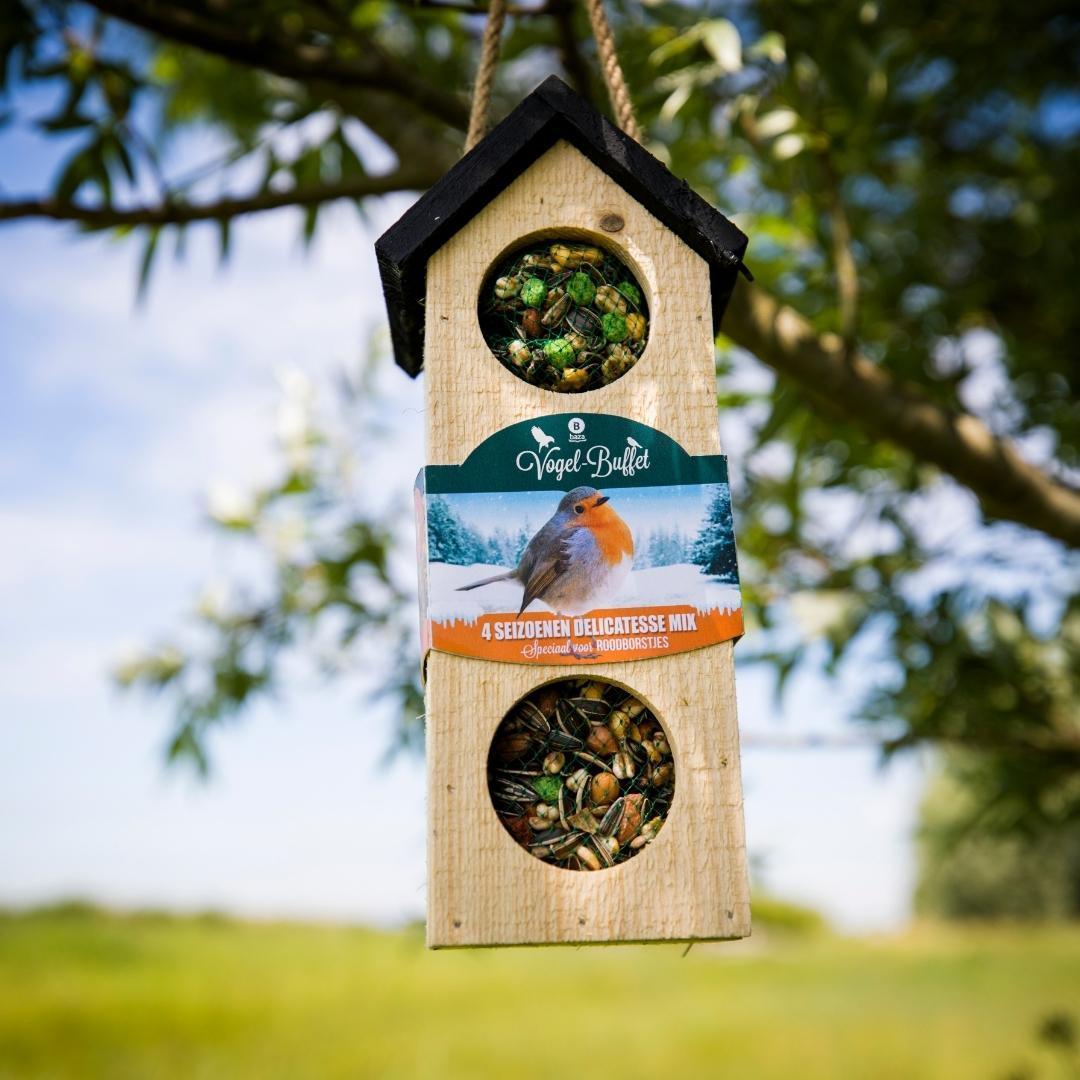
[479,238,649,393]
[488,677,674,871]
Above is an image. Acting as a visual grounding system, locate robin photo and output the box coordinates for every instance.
[457,486,634,616]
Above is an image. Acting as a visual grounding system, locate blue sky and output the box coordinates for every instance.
[0,111,925,933]
[442,483,720,545]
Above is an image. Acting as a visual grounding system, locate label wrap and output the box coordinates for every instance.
[416,413,743,667]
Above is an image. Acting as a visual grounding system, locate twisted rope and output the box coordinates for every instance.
[582,0,641,143]
[463,0,640,155]
[463,0,508,153]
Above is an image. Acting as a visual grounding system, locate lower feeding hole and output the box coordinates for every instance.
[479,238,649,393]
[488,677,674,871]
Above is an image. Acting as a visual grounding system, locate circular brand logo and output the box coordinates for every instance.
[568,417,585,435]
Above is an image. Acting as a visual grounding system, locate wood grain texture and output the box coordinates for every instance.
[424,139,749,947]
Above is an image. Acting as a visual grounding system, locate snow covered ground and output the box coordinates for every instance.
[621,564,741,613]
[428,561,741,623]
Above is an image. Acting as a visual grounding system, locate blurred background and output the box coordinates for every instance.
[1,0,1077,1076]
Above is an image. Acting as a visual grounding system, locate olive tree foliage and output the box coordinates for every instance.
[916,753,1080,920]
[2,0,1077,830]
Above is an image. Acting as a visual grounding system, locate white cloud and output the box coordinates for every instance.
[0,504,198,590]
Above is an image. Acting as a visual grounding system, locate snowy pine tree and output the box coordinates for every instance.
[645,529,664,568]
[485,527,505,565]
[670,526,689,564]
[485,527,520,567]
[641,525,692,568]
[426,497,488,565]
[510,525,531,565]
[691,485,740,582]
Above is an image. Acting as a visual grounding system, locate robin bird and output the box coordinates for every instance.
[457,485,634,616]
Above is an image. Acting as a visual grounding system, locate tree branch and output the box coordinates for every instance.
[83,0,471,131]
[723,284,1080,548]
[550,0,596,106]
[392,0,553,14]
[822,154,858,360]
[5,165,1078,549]
[0,169,441,227]
[743,729,1080,758]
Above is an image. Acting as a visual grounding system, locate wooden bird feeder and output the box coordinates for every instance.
[378,76,751,948]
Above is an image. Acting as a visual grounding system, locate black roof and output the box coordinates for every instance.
[376,75,750,377]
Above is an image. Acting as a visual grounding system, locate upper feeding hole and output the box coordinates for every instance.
[478,237,650,393]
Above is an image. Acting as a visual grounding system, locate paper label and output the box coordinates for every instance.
[415,413,742,666]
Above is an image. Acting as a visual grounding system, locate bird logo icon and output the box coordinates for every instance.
[457,486,634,616]
[531,425,556,450]
[626,436,643,450]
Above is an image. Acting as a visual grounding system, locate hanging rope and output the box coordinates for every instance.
[581,0,641,143]
[463,0,641,154]
[463,0,508,153]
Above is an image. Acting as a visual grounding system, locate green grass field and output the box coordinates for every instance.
[1,905,1078,1079]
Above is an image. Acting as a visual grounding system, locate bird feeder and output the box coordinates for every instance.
[377,76,751,947]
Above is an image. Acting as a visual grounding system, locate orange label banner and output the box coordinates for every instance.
[431,604,744,665]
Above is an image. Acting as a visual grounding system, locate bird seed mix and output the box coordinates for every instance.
[488,677,674,870]
[479,240,649,393]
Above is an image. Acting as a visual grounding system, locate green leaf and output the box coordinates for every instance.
[54,143,97,203]
[293,145,322,187]
[167,722,208,775]
[701,19,742,73]
[747,31,785,65]
[649,27,702,66]
[659,81,692,123]
[772,133,806,161]
[136,226,161,304]
[333,126,365,177]
[261,148,279,191]
[755,389,800,446]
[756,108,799,138]
[88,139,111,202]
[302,204,319,248]
[38,111,95,133]
[218,217,232,264]
[108,131,137,185]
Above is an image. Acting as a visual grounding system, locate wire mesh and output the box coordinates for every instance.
[478,239,650,393]
[488,677,673,871]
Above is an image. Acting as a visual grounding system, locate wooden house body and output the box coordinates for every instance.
[378,77,751,947]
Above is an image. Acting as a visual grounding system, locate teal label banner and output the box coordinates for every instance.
[415,413,742,668]
[425,413,728,495]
